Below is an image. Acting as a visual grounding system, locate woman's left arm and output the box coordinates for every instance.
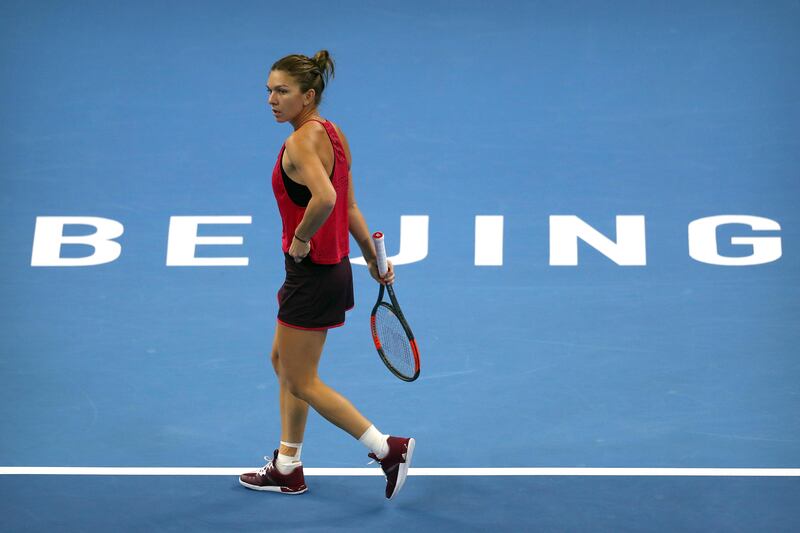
[336,127,394,285]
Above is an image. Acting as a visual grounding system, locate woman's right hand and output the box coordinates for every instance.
[288,235,311,263]
[368,259,394,285]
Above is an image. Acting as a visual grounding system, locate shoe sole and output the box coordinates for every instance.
[239,479,307,494]
[388,437,415,500]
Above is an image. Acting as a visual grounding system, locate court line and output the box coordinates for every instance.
[1,467,798,477]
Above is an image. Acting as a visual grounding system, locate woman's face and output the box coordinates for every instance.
[266,70,314,123]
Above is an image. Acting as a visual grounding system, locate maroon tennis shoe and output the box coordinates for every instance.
[239,449,307,494]
[368,436,415,499]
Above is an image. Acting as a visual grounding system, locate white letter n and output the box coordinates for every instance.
[549,215,646,266]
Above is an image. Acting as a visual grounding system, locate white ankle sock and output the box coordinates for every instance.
[276,441,302,475]
[358,425,389,459]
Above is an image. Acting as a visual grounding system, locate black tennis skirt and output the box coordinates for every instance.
[277,253,354,331]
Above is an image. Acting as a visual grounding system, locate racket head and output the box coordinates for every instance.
[370,286,420,382]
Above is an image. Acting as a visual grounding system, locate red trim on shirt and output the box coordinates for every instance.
[271,119,350,264]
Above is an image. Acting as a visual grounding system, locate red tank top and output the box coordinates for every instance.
[272,119,350,264]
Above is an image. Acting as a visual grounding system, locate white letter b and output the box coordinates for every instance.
[31,216,124,266]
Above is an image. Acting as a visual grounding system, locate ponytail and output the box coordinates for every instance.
[271,50,335,106]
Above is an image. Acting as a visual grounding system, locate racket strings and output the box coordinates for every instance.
[374,305,415,377]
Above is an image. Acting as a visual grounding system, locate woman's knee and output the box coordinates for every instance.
[281,375,319,402]
[271,348,280,377]
[270,333,282,376]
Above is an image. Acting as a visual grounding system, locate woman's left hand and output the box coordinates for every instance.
[369,259,395,285]
[289,236,311,263]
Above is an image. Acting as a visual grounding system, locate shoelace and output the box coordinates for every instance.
[367,456,388,481]
[257,456,273,476]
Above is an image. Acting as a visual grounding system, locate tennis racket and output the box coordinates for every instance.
[370,231,420,382]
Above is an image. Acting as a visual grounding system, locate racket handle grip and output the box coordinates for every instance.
[372,231,388,277]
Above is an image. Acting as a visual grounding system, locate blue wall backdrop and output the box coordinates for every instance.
[1,1,798,531]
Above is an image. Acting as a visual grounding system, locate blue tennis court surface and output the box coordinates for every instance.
[1,1,798,531]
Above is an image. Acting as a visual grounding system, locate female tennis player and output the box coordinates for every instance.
[239,50,415,499]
